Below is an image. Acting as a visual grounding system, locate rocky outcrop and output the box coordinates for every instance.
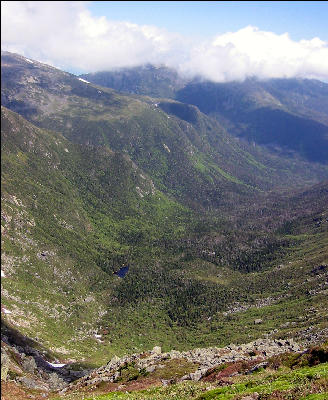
[61,338,302,393]
[1,333,303,397]
[0,330,81,394]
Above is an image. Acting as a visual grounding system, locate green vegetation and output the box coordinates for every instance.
[196,363,328,400]
[50,361,328,399]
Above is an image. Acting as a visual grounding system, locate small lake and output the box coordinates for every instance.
[115,265,129,278]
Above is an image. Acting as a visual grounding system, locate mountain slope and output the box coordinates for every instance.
[80,64,187,99]
[81,65,328,163]
[2,52,328,212]
[1,106,193,362]
[176,78,328,163]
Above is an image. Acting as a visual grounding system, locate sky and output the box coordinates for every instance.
[89,1,328,41]
[1,1,328,82]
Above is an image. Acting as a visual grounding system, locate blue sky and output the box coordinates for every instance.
[2,1,328,81]
[89,1,328,41]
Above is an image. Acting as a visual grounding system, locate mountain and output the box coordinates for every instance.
[81,67,328,163]
[1,105,192,362]
[2,51,328,212]
[176,78,328,163]
[1,50,328,384]
[80,64,188,99]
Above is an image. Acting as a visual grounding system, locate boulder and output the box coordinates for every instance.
[169,350,181,359]
[47,372,66,390]
[146,365,156,373]
[247,362,268,374]
[22,356,37,373]
[189,368,208,381]
[1,351,9,381]
[152,346,162,354]
[17,376,46,391]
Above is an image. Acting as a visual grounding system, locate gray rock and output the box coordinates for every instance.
[22,356,37,373]
[189,368,207,381]
[17,376,46,391]
[107,355,120,365]
[152,346,162,354]
[247,362,268,374]
[47,372,66,390]
[169,350,181,359]
[146,365,156,373]
[1,351,9,381]
[1,350,9,366]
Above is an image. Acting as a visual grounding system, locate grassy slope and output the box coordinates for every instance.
[72,362,328,399]
[1,106,190,363]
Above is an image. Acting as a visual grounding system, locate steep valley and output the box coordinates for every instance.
[1,51,328,399]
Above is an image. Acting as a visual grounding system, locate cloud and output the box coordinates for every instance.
[2,1,328,82]
[181,26,328,82]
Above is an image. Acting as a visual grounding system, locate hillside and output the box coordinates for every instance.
[3,103,326,362]
[2,331,327,400]
[1,105,193,361]
[80,64,187,99]
[82,67,328,163]
[176,78,328,163]
[2,51,328,212]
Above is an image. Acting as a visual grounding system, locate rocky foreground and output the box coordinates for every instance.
[61,339,301,394]
[3,335,328,400]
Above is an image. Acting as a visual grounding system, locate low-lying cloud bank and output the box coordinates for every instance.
[2,1,328,82]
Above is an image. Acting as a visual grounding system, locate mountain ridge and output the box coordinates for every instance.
[2,51,328,210]
[81,65,328,163]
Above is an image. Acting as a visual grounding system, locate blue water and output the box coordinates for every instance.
[115,265,129,278]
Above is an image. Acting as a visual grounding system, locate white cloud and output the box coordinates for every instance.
[180,26,328,82]
[1,1,328,82]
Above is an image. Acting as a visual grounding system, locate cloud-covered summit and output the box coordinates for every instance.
[2,1,328,82]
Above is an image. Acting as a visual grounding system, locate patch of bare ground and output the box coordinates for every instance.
[66,377,163,397]
[1,381,49,400]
